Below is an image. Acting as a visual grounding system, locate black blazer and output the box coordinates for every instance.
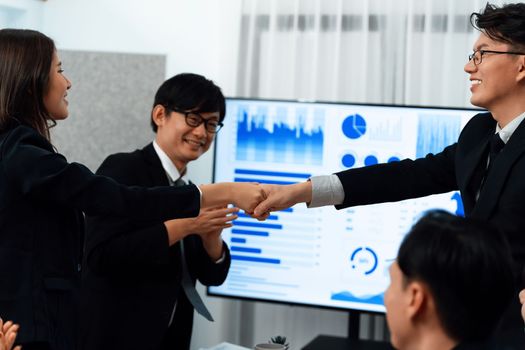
[0,125,200,349]
[81,143,231,350]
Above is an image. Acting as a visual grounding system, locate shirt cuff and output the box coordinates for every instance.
[196,184,203,205]
[308,175,345,208]
[214,249,226,264]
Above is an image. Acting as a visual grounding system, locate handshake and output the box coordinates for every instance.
[199,181,313,220]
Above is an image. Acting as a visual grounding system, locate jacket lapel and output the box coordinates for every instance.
[458,132,492,213]
[473,119,525,219]
[141,143,170,187]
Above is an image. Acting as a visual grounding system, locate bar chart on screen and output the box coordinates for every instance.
[235,104,324,165]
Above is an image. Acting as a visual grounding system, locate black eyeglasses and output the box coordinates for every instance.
[167,107,223,133]
[468,49,525,66]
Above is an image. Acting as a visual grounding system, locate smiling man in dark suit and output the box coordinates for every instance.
[81,73,233,350]
[253,3,525,347]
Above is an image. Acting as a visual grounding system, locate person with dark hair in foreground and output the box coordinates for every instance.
[253,3,525,345]
[385,210,515,350]
[81,73,232,350]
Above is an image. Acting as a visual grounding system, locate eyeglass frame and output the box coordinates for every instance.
[165,106,224,133]
[468,49,525,66]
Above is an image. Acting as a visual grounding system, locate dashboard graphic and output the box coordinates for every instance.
[209,99,480,313]
[342,114,367,139]
[236,105,324,165]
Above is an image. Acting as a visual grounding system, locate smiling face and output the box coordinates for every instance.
[464,33,525,117]
[153,105,218,171]
[43,51,71,120]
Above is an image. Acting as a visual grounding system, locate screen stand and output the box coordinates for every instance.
[302,311,393,350]
[348,310,360,340]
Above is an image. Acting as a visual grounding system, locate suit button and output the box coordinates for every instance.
[77,264,82,272]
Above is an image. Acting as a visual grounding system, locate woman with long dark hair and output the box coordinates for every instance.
[0,29,265,350]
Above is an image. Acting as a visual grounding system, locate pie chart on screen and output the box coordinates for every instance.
[342,113,367,139]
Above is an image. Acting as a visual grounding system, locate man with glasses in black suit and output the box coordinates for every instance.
[81,73,233,350]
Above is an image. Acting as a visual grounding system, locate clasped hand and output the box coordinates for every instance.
[232,182,312,220]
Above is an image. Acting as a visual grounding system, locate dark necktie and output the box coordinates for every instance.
[480,133,505,191]
[173,177,214,322]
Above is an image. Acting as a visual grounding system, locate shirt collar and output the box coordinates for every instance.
[152,140,188,183]
[496,111,525,144]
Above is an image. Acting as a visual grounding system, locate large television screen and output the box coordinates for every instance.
[208,98,480,313]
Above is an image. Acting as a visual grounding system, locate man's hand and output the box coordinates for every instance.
[253,182,312,218]
[230,182,267,214]
[165,207,238,247]
[194,207,238,261]
[199,182,266,214]
[192,207,239,236]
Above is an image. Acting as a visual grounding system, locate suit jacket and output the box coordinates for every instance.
[335,112,525,336]
[81,143,231,350]
[0,124,200,349]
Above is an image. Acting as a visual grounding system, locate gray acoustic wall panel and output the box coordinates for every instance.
[51,50,166,172]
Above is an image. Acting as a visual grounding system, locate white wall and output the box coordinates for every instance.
[0,0,42,28]
[40,0,241,93]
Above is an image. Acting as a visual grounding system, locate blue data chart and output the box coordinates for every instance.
[388,156,400,163]
[342,153,356,168]
[342,114,367,139]
[233,168,311,186]
[416,114,461,158]
[330,291,384,306]
[229,167,314,269]
[350,247,378,275]
[364,155,379,166]
[228,208,319,268]
[367,116,402,142]
[230,213,284,266]
[236,105,324,165]
[221,164,322,296]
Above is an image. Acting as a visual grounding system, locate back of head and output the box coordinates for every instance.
[0,29,55,139]
[471,3,525,49]
[150,73,225,133]
[397,210,514,343]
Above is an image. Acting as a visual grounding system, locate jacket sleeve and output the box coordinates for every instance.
[2,126,200,221]
[85,152,181,274]
[85,152,231,280]
[335,142,458,209]
[186,235,231,286]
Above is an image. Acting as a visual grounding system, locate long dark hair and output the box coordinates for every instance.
[0,29,56,140]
